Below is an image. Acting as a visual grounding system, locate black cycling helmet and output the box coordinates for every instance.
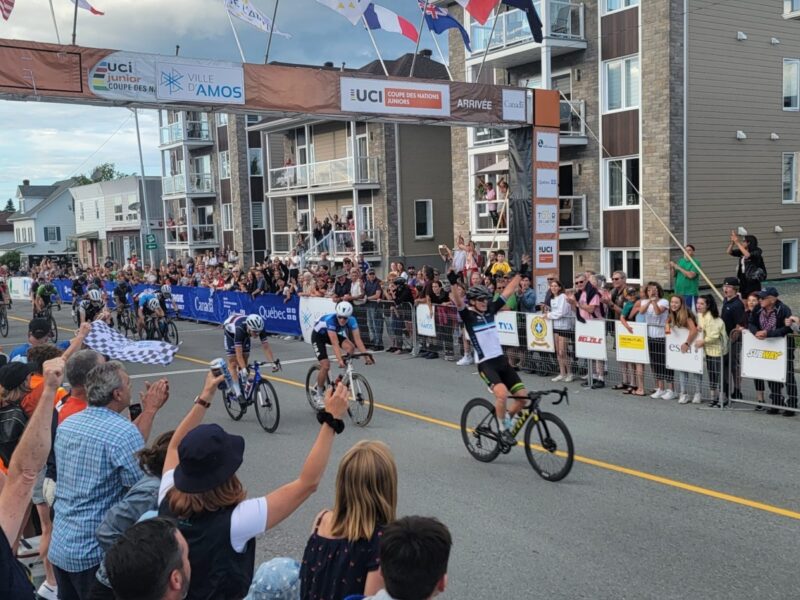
[393,277,406,287]
[466,285,493,302]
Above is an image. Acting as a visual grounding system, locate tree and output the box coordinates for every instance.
[3,199,14,213]
[74,162,132,185]
[0,250,21,272]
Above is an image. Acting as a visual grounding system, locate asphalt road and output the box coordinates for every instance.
[11,306,799,599]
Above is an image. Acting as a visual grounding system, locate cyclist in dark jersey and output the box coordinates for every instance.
[113,275,133,330]
[450,274,530,447]
[34,280,59,317]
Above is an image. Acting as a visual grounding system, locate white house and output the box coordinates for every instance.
[71,176,165,266]
[1,179,79,265]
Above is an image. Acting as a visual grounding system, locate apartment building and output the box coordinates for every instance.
[250,52,454,269]
[445,0,800,286]
[158,110,267,263]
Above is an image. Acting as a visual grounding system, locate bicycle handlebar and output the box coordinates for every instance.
[344,352,373,360]
[512,387,569,405]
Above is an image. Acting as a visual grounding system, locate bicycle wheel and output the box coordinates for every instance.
[347,373,374,427]
[72,305,80,325]
[305,365,323,411]
[221,388,245,421]
[49,315,58,343]
[460,398,502,463]
[165,321,179,345]
[524,412,574,482]
[254,381,280,433]
[0,310,8,337]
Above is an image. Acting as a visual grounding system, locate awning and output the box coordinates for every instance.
[0,242,34,251]
[478,158,509,174]
[75,231,99,240]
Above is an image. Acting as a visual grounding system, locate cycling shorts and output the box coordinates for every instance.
[311,330,346,361]
[224,331,251,356]
[477,356,524,393]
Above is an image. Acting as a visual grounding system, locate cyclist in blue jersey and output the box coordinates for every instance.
[310,301,374,408]
[223,313,281,401]
[137,292,163,339]
[450,275,531,447]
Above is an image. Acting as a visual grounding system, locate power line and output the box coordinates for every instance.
[66,112,134,180]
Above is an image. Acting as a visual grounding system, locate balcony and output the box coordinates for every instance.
[472,195,588,239]
[159,120,213,146]
[162,174,186,196]
[560,99,587,145]
[191,224,218,245]
[268,156,380,194]
[162,173,215,197]
[468,1,586,69]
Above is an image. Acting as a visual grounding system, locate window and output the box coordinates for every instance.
[785,0,800,16]
[414,199,433,239]
[604,56,639,112]
[222,203,233,230]
[784,152,798,203]
[95,200,100,219]
[79,202,85,221]
[784,59,799,110]
[249,148,263,176]
[219,151,230,179]
[605,157,640,207]
[216,113,228,126]
[44,226,61,242]
[114,197,124,221]
[252,201,265,229]
[247,114,260,125]
[605,0,638,13]
[782,239,798,273]
[607,249,641,281]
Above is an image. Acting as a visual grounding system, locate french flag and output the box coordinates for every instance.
[455,0,501,25]
[363,3,419,43]
[70,0,104,15]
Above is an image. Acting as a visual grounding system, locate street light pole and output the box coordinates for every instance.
[133,108,155,268]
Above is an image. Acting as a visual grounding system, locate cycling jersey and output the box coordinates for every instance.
[138,293,158,313]
[36,284,57,306]
[458,298,507,364]
[113,283,132,304]
[223,315,268,356]
[79,299,103,323]
[71,280,85,296]
[155,291,171,313]
[313,314,358,337]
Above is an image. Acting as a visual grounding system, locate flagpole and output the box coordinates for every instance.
[226,8,247,63]
[362,15,389,77]
[410,0,430,78]
[264,0,281,64]
[476,8,500,82]
[71,0,80,45]
[429,28,453,81]
[48,0,62,44]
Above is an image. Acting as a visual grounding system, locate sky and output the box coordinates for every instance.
[0,0,450,204]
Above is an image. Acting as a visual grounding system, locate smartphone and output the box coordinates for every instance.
[129,403,143,420]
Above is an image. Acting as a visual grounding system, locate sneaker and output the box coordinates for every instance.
[661,390,675,401]
[425,352,439,360]
[563,374,576,383]
[691,393,703,404]
[678,393,689,404]
[37,582,58,600]
[503,415,514,430]
[650,389,665,399]
[456,355,474,366]
[551,374,565,382]
[312,391,325,411]
[500,429,516,447]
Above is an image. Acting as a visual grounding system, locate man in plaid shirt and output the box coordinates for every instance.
[48,362,169,600]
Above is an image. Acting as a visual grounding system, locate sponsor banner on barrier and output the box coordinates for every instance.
[9,277,32,301]
[300,297,336,343]
[525,312,555,353]
[615,322,650,364]
[575,319,607,360]
[416,304,437,338]
[496,311,519,346]
[251,294,300,337]
[665,327,705,375]
[741,330,787,383]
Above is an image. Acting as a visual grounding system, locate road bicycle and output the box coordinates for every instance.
[0,303,8,338]
[143,313,179,345]
[460,388,574,482]
[115,303,137,338]
[305,353,374,427]
[34,304,59,343]
[222,361,280,432]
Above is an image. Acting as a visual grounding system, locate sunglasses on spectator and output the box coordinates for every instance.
[575,279,585,284]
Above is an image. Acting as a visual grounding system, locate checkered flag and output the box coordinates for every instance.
[84,321,179,366]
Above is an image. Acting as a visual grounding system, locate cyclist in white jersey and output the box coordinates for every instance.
[451,274,531,446]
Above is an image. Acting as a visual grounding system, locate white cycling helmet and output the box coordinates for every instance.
[160,284,172,295]
[147,298,160,311]
[335,301,353,318]
[87,289,103,304]
[245,314,264,332]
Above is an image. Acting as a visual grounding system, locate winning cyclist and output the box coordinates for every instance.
[222,313,282,401]
[450,275,531,447]
[112,274,133,330]
[156,284,179,316]
[137,291,163,339]
[78,288,106,325]
[34,278,60,318]
[310,301,374,409]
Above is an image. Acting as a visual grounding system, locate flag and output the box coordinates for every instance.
[225,0,291,38]
[69,0,104,15]
[363,3,418,43]
[502,0,542,42]
[315,0,369,25]
[84,322,178,366]
[418,1,471,52]
[0,0,15,20]
[454,0,500,25]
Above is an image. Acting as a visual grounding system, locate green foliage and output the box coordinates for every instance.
[3,199,15,213]
[75,162,132,186]
[0,250,21,272]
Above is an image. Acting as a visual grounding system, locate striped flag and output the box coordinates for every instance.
[69,0,104,15]
[363,3,419,43]
[0,0,15,21]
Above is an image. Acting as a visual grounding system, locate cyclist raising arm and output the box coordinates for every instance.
[310,301,374,409]
[223,313,282,401]
[450,276,531,447]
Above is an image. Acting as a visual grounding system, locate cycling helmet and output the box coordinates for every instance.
[335,301,353,318]
[245,314,264,332]
[393,277,407,287]
[87,289,103,304]
[78,274,87,284]
[160,284,172,295]
[147,298,160,311]
[466,285,493,302]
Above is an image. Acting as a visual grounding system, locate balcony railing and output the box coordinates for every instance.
[560,99,585,137]
[165,225,189,244]
[159,120,212,145]
[162,173,215,196]
[191,224,218,244]
[275,227,382,257]
[470,1,584,53]
[162,174,186,196]
[472,195,587,235]
[474,199,509,235]
[559,195,587,232]
[268,156,380,192]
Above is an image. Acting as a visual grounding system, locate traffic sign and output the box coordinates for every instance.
[145,234,157,244]
[145,243,158,250]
